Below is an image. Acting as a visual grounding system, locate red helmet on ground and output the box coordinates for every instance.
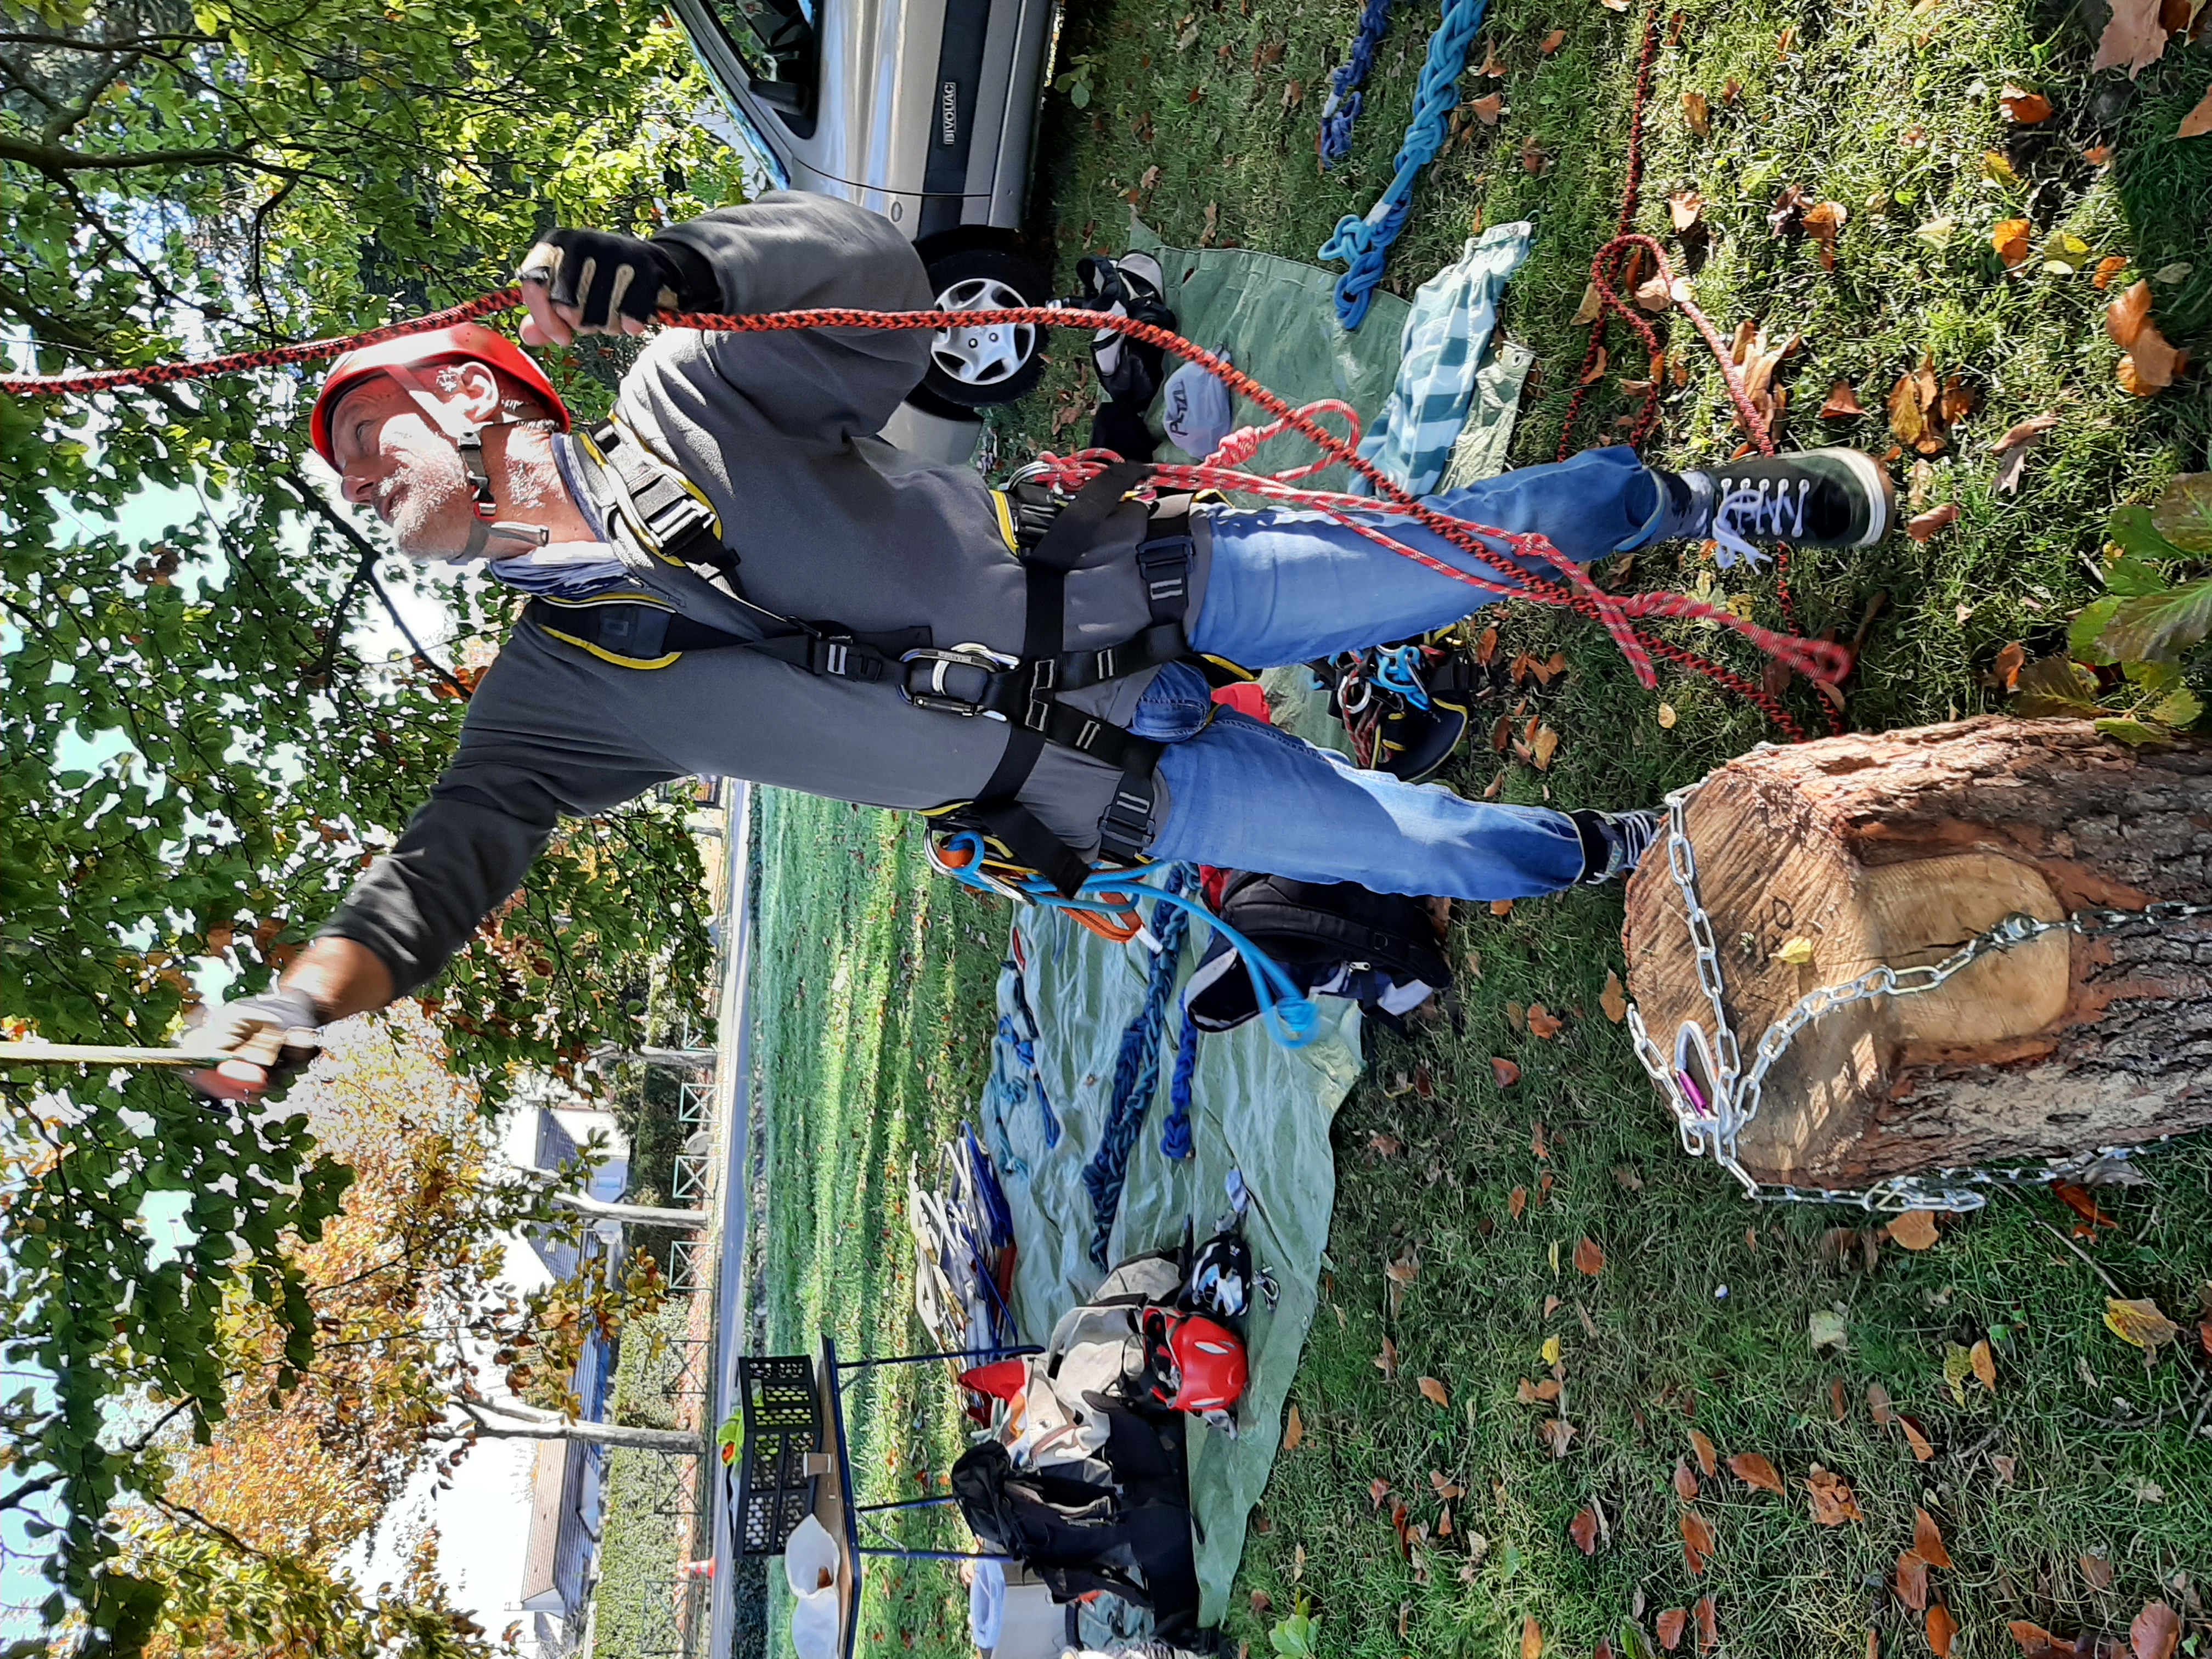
[1162,1313,1247,1415]
[309,322,568,470]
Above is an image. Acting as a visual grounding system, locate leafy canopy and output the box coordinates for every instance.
[1,0,736,1632]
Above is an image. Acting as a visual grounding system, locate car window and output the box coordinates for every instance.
[712,0,817,92]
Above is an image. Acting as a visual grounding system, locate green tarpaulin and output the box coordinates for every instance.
[991,904,1362,1628]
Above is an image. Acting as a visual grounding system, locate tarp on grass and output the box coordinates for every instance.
[983,901,1363,1629]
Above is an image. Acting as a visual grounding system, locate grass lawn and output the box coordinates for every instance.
[986,0,2212,1652]
[749,2,2212,1654]
[749,791,1008,1656]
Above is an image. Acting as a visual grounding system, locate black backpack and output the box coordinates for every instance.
[1185,872,1453,1035]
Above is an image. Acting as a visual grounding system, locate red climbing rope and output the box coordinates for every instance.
[1,288,1850,736]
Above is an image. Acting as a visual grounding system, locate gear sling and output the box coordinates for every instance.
[531,427,1197,893]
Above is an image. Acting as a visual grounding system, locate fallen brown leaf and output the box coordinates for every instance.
[1831,1377,1849,1421]
[1802,200,1848,268]
[1492,1057,1522,1088]
[1820,380,1866,418]
[1522,1615,1544,1659]
[1689,1428,1717,1479]
[1928,1604,1958,1658]
[1807,1464,1864,1524]
[1540,1418,1576,1457]
[1674,1458,1700,1502]
[1418,1375,1451,1409]
[1993,411,2061,494]
[1575,1237,1605,1276]
[2008,1622,2068,1656]
[1728,1452,1785,1494]
[1527,1003,1564,1040]
[1992,217,2034,267]
[1198,201,1220,247]
[1283,1402,1304,1451]
[1541,26,1566,54]
[1520,134,1548,173]
[1370,1475,1392,1508]
[2119,318,2183,394]
[2079,1552,2113,1590]
[1634,273,1675,313]
[1989,639,2026,692]
[1570,1505,1602,1555]
[1913,1508,1954,1570]
[2132,1600,2181,1659]
[1888,1209,1942,1249]
[1476,39,1503,75]
[1669,190,1706,232]
[2001,85,2054,123]
[1896,1550,1931,1612]
[1680,1506,1716,1574]
[1613,1164,1643,1190]
[1683,91,1711,136]
[1695,1596,1718,1652]
[2182,84,2212,140]
[1600,971,1628,1023]
[1900,1415,1936,1462]
[1531,723,1561,770]
[2054,1181,2119,1231]
[2104,1296,2181,1351]
[2108,279,2155,348]
[1508,1185,1527,1220]
[1867,1382,1896,1425]
[1471,92,1506,126]
[1369,1131,1404,1157]
[1657,1609,1689,1652]
[1376,1335,1399,1379]
[1888,373,1929,449]
[2093,255,2130,290]
[1905,503,1960,543]
[2092,0,2171,78]
[1971,1339,1997,1392]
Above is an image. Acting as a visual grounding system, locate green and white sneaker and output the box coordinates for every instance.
[1682,449,1895,569]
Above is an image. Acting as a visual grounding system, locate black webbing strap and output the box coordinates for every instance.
[526,597,926,679]
[584,421,732,574]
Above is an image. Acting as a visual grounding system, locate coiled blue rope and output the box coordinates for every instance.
[1316,0,1492,329]
[1080,867,1195,1266]
[1004,964,1061,1147]
[1159,1000,1200,1161]
[1318,0,1395,168]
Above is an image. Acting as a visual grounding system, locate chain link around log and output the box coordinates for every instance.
[1624,763,2212,1212]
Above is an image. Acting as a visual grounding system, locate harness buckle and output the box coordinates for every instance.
[900,644,1019,718]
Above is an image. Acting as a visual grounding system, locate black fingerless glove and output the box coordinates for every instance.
[520,228,720,329]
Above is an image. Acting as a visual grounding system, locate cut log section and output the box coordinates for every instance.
[1623,718,2212,1189]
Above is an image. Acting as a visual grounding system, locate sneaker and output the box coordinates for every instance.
[1680,448,1895,568]
[1570,807,1662,885]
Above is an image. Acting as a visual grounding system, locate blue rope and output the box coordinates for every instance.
[1005,967,1061,1148]
[934,836,1323,1050]
[1318,0,1395,168]
[1317,0,1492,329]
[1159,1000,1200,1161]
[1079,867,1194,1267]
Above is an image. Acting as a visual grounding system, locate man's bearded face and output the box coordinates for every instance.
[329,375,485,564]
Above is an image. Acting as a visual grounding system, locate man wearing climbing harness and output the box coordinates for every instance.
[185,193,1894,1093]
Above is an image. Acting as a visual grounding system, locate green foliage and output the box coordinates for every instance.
[1266,1599,1318,1658]
[0,0,733,1620]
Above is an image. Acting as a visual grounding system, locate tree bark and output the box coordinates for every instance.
[549,1189,707,1229]
[457,1398,706,1455]
[1623,718,2212,1188]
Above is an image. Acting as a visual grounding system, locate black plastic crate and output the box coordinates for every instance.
[733,1356,821,1556]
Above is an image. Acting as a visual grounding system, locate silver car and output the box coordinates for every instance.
[669,0,1058,415]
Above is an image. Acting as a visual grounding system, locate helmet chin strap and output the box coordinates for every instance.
[379,362,552,557]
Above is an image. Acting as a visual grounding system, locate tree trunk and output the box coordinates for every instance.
[1623,718,2212,1189]
[458,1399,707,1455]
[548,1188,708,1229]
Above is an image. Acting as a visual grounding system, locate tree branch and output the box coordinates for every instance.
[0,132,313,177]
[454,1397,705,1455]
[39,49,139,146]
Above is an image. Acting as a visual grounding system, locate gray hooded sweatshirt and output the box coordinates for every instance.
[321,194,1212,994]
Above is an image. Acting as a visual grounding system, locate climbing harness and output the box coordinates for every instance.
[1317,0,1491,327]
[1317,0,1395,168]
[1623,771,2212,1214]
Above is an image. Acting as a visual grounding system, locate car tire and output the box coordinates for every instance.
[914,244,1051,411]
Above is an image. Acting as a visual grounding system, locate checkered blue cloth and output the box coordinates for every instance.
[1353,221,1534,496]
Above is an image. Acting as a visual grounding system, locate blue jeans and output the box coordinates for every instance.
[1129,447,1666,900]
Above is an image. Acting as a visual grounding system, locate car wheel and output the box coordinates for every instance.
[916,246,1050,410]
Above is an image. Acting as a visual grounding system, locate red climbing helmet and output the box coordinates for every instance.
[1160,1312,1248,1415]
[309,323,568,471]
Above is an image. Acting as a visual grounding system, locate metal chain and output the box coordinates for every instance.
[1626,775,2212,1212]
